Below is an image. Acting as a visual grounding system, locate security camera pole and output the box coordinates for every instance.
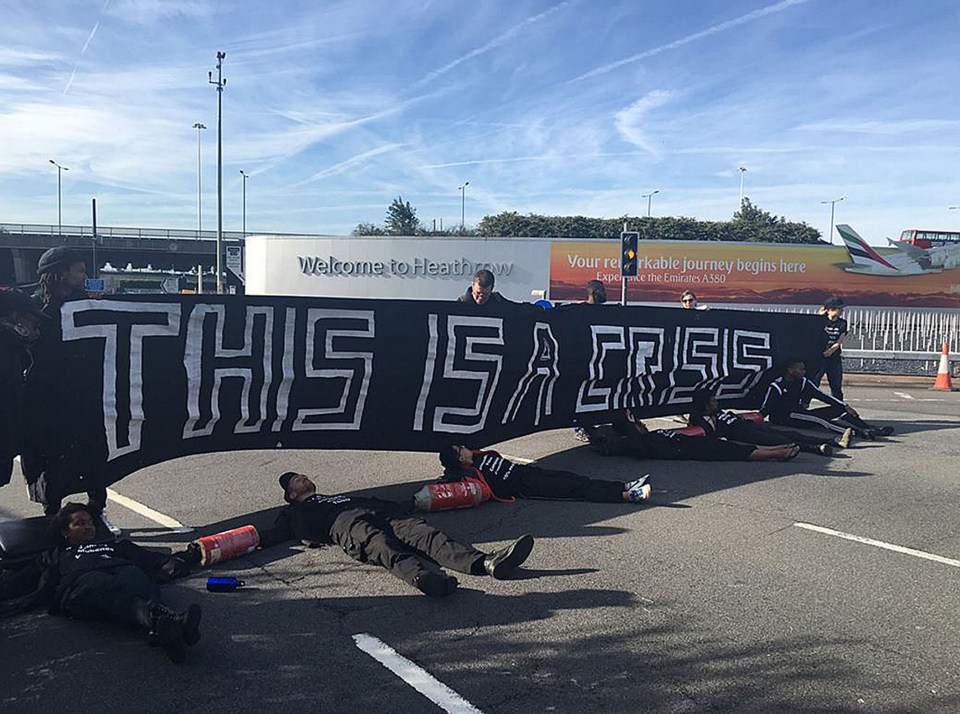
[209,52,227,294]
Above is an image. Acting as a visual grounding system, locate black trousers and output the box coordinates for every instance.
[495,464,624,503]
[59,566,158,627]
[814,357,844,401]
[770,405,870,436]
[722,420,833,451]
[330,508,486,586]
[673,436,756,461]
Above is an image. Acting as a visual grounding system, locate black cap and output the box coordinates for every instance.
[278,472,297,498]
[823,296,846,309]
[37,246,85,275]
[0,288,47,319]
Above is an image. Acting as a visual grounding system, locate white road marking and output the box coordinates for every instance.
[794,523,960,568]
[353,633,483,714]
[106,488,192,533]
[893,391,915,400]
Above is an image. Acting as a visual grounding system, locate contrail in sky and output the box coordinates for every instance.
[64,0,110,94]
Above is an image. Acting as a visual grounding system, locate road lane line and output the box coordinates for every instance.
[106,488,192,533]
[353,633,483,714]
[794,523,960,568]
[893,391,915,400]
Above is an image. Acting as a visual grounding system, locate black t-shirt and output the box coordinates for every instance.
[822,317,848,358]
[261,494,405,547]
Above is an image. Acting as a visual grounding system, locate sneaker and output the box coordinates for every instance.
[573,427,591,443]
[99,511,122,537]
[626,475,652,503]
[862,429,879,441]
[836,428,853,449]
[484,534,535,579]
[414,571,459,598]
[877,425,895,437]
[817,443,834,457]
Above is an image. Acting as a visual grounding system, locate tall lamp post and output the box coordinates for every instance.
[49,159,69,237]
[239,170,249,237]
[641,189,660,217]
[738,166,747,209]
[821,195,846,244]
[459,181,469,234]
[192,122,206,293]
[208,51,227,294]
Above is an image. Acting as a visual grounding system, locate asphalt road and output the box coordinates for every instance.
[2,385,959,713]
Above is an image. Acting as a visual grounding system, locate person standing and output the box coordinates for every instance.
[585,279,607,305]
[813,297,848,401]
[680,290,708,310]
[457,269,509,308]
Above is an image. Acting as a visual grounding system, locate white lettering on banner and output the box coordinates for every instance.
[298,255,514,279]
[577,326,627,412]
[61,300,181,462]
[414,315,504,434]
[576,326,774,413]
[182,305,274,439]
[292,309,375,431]
[502,322,560,426]
[272,307,297,432]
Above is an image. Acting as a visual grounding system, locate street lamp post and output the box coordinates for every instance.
[192,122,206,293]
[820,196,846,244]
[641,189,660,217]
[738,166,747,208]
[49,159,69,237]
[208,51,227,294]
[240,170,249,237]
[459,181,469,234]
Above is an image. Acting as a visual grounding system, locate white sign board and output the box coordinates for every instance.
[244,235,551,302]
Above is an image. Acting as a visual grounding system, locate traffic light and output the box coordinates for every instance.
[620,231,639,277]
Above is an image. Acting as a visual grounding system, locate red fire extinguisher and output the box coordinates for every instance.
[413,479,491,512]
[194,525,260,566]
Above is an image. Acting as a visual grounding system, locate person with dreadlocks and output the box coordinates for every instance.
[0,503,202,663]
[21,248,117,531]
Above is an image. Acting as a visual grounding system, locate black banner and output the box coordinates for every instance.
[24,296,823,492]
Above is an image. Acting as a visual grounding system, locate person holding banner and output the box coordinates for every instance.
[689,389,845,456]
[261,472,535,598]
[457,269,509,308]
[588,408,800,462]
[761,360,893,441]
[438,446,652,504]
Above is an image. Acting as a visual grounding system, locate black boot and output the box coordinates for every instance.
[149,605,188,663]
[484,534,535,579]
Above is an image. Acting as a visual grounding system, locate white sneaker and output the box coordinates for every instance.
[626,475,652,503]
[100,511,122,537]
[837,428,853,449]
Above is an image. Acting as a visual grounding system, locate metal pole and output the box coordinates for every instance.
[459,181,469,234]
[91,198,98,279]
[820,196,845,244]
[642,189,659,217]
[240,170,248,237]
[209,52,227,294]
[738,167,747,208]
[193,122,206,293]
[49,159,69,237]
[621,220,628,306]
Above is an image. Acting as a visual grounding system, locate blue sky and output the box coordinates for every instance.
[1,0,958,244]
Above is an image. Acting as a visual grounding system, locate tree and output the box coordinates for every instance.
[385,196,420,235]
[351,222,386,236]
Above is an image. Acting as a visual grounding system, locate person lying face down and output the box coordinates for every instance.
[259,471,535,598]
[439,445,651,504]
[587,408,800,462]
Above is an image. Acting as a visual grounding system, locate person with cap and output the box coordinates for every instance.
[688,388,847,456]
[0,502,202,664]
[1,288,47,488]
[260,472,535,598]
[438,445,652,504]
[812,296,849,401]
[22,247,116,531]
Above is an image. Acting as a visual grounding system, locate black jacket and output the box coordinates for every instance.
[0,331,31,487]
[1,538,195,618]
[760,376,846,420]
[259,494,407,548]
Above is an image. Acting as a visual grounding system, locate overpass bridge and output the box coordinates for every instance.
[0,222,256,286]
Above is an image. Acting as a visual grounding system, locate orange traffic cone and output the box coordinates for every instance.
[931,342,957,391]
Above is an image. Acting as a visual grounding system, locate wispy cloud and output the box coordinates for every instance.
[572,0,810,82]
[795,119,960,135]
[614,90,678,157]
[64,0,111,94]
[414,1,572,88]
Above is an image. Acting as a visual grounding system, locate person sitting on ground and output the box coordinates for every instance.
[0,503,202,663]
[259,472,534,598]
[438,445,652,504]
[760,359,893,440]
[689,389,849,456]
[457,269,509,308]
[588,408,800,461]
